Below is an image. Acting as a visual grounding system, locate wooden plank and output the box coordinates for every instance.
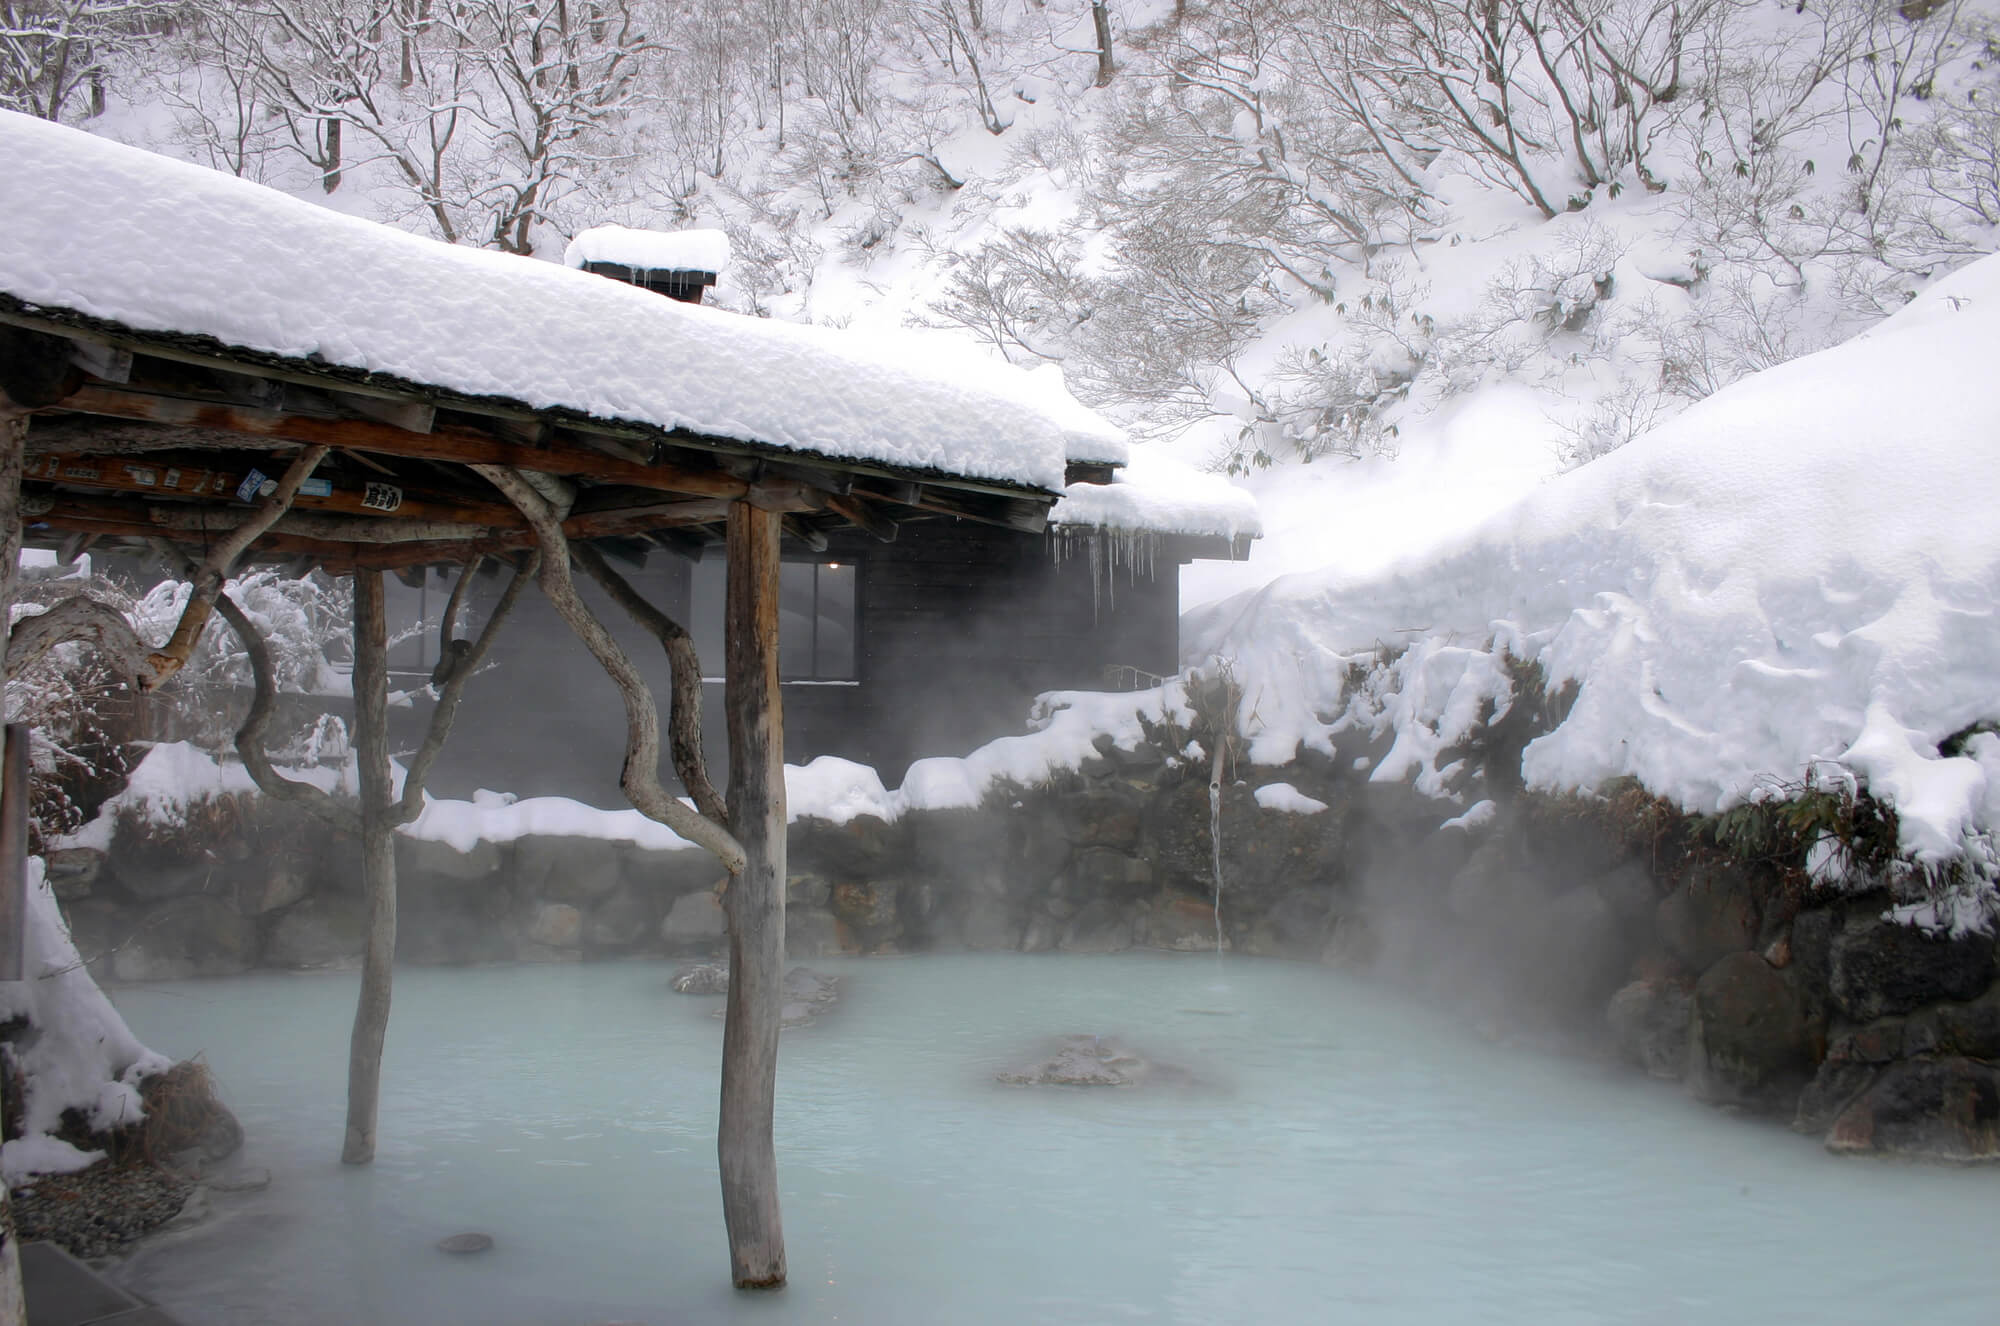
[0,725,27,982]
[719,501,787,1290]
[24,450,524,527]
[52,384,758,500]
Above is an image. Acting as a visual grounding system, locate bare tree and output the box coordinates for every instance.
[0,0,173,121]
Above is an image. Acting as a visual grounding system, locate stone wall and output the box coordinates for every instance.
[46,714,2000,1163]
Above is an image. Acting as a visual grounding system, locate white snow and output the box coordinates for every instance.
[1186,251,2000,925]
[0,111,1121,494]
[1051,446,1261,541]
[1253,783,1328,815]
[0,859,173,1182]
[562,225,731,274]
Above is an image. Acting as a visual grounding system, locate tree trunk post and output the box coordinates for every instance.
[0,410,28,1326]
[718,501,787,1290]
[342,567,398,1166]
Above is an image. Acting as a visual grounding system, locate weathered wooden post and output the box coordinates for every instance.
[343,569,397,1165]
[0,404,33,1326]
[719,501,787,1289]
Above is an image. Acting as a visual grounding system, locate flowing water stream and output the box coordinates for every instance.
[105,955,1996,1325]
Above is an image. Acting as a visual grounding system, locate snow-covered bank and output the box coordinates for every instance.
[1189,252,2000,928]
[0,859,172,1183]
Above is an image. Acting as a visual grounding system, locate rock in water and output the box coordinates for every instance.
[671,961,729,994]
[997,1034,1192,1088]
[437,1232,494,1255]
[702,966,843,1028]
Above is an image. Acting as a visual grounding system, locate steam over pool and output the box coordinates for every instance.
[107,955,1993,1324]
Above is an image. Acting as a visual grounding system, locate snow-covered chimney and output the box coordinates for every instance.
[563,224,729,305]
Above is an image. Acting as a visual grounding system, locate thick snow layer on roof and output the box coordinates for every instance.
[0,112,1115,492]
[1051,446,1260,539]
[1186,251,2000,927]
[0,859,173,1181]
[562,224,730,274]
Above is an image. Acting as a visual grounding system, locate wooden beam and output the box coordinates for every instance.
[720,501,787,1290]
[822,493,899,543]
[26,449,523,526]
[781,516,829,553]
[49,384,757,500]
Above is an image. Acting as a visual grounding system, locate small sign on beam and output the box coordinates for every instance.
[0,725,27,983]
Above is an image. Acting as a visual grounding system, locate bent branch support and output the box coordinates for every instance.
[147,444,329,688]
[574,544,728,828]
[471,463,745,872]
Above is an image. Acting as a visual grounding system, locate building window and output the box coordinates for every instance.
[690,559,856,682]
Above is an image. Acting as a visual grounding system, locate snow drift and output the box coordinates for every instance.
[1187,252,2000,926]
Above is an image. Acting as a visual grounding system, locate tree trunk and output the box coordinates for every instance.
[342,568,397,1166]
[718,501,787,1290]
[0,411,28,1326]
[1091,1,1115,87]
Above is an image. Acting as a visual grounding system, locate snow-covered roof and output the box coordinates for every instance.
[562,224,730,275]
[1051,446,1261,541]
[1191,250,2000,903]
[0,112,1125,495]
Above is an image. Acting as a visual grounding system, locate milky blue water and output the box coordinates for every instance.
[105,954,1997,1325]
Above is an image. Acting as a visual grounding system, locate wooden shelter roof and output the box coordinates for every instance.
[0,112,1142,574]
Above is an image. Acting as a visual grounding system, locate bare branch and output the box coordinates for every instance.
[3,596,151,685]
[574,543,729,828]
[211,588,362,835]
[391,554,537,826]
[147,444,329,688]
[472,463,747,873]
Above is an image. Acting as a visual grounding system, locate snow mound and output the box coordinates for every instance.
[1188,252,2000,925]
[1051,446,1261,540]
[0,112,1123,493]
[0,859,173,1182]
[563,225,730,274]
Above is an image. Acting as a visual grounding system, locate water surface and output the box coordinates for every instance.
[107,954,1996,1325]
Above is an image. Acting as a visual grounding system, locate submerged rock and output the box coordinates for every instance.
[437,1232,494,1255]
[671,961,729,995]
[1825,1057,2000,1161]
[1606,978,1691,1080]
[997,1035,1192,1088]
[1686,951,1808,1111]
[682,965,844,1028]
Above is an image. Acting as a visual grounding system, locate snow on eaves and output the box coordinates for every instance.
[0,112,1118,494]
[1188,250,2000,890]
[1051,446,1260,540]
[562,224,730,275]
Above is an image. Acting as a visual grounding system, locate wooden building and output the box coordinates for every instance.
[0,111,1255,1290]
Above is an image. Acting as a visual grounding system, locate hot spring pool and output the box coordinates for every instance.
[104,954,1995,1325]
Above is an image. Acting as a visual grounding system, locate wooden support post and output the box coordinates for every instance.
[0,409,29,1326]
[342,568,398,1166]
[719,501,787,1290]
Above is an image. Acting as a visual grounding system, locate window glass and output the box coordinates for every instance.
[815,564,856,680]
[779,563,815,679]
[685,556,856,681]
[691,556,724,678]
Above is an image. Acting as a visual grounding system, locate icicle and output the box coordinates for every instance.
[1208,733,1226,955]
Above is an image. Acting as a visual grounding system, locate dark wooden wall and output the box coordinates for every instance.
[394,517,1181,805]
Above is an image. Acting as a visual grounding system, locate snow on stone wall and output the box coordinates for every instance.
[1187,252,2000,930]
